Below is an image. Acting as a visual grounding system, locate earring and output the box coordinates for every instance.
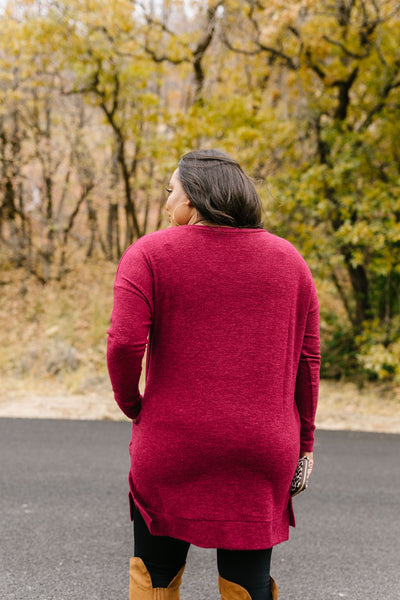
[172,202,190,226]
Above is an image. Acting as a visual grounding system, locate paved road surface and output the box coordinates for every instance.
[1,419,399,600]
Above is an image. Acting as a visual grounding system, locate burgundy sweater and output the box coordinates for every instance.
[107,225,320,550]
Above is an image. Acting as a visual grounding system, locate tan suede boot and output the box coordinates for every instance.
[270,577,278,599]
[218,574,279,600]
[129,557,185,599]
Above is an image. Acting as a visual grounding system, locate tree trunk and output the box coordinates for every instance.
[343,250,370,330]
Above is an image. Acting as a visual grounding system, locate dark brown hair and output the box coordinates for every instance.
[177,149,263,228]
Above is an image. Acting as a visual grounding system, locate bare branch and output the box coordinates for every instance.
[331,66,359,120]
[143,45,190,65]
[330,262,356,327]
[224,1,298,70]
[223,34,261,56]
[360,60,400,130]
[335,0,356,28]
[257,42,298,70]
[322,35,368,59]
[287,25,300,39]
[192,1,225,97]
[304,50,327,80]
[62,181,94,245]
[224,33,298,70]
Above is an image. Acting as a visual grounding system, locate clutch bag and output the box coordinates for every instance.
[290,457,310,497]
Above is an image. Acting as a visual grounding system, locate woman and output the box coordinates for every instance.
[107,149,320,600]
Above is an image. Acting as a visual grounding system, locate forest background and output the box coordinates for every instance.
[1,0,400,426]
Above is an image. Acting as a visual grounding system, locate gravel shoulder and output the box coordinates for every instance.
[1,378,399,433]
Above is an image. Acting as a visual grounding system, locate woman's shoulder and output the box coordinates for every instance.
[118,228,194,274]
[122,227,179,255]
[264,231,305,256]
[264,231,314,276]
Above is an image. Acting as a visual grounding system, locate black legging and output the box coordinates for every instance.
[133,503,273,600]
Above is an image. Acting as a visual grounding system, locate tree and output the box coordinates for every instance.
[138,0,225,103]
[1,0,400,380]
[52,0,178,245]
[219,0,400,379]
[0,1,98,281]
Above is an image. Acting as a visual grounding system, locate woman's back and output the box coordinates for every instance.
[108,224,320,549]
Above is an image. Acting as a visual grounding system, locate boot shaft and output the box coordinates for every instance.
[129,557,185,600]
[218,574,279,600]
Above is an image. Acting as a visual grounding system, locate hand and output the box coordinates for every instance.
[300,451,314,482]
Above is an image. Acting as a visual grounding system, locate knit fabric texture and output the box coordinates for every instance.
[107,225,320,550]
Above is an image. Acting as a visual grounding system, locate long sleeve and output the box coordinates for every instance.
[107,245,153,419]
[294,284,320,452]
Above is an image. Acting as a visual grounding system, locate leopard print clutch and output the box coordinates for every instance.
[290,457,310,497]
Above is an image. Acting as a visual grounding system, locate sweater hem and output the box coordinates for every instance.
[129,493,291,550]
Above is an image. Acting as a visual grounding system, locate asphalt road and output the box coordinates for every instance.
[1,419,399,600]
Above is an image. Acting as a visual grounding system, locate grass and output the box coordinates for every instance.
[317,379,400,433]
[0,261,115,393]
